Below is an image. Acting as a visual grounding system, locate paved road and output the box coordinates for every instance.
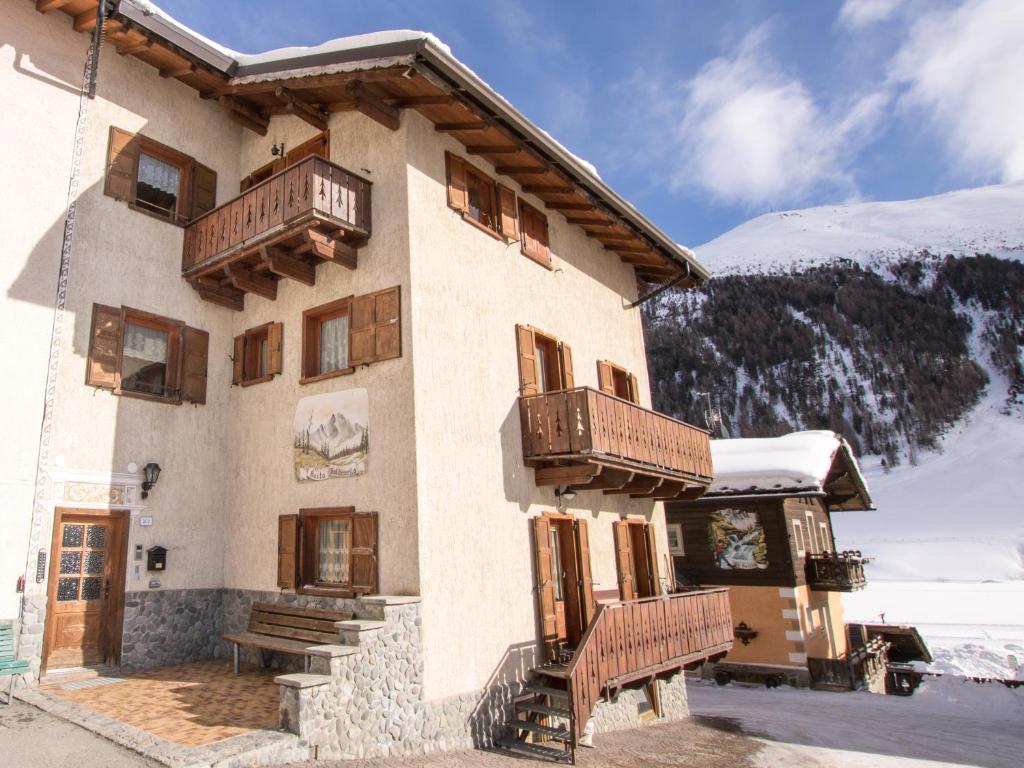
[0,699,160,768]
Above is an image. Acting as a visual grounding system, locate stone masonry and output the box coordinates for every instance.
[120,588,223,672]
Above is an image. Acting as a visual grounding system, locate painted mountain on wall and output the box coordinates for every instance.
[293,389,369,481]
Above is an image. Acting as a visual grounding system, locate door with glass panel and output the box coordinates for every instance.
[43,511,127,670]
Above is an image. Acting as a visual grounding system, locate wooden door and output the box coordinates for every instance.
[285,130,330,166]
[43,511,127,670]
[549,524,568,643]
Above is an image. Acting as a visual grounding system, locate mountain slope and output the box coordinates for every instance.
[646,182,1024,582]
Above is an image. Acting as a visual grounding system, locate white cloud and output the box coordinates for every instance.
[671,26,885,207]
[891,0,1024,182]
[839,0,904,29]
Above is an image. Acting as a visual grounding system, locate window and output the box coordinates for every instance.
[806,512,818,553]
[86,304,208,405]
[445,152,519,240]
[667,523,685,556]
[549,527,564,601]
[519,199,551,268]
[635,682,660,720]
[233,322,283,386]
[819,521,831,553]
[792,519,806,557]
[301,287,401,384]
[597,360,640,404]
[515,324,574,396]
[104,127,217,225]
[277,508,379,596]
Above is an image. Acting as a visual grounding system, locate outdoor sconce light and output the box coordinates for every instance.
[554,486,577,510]
[141,462,162,499]
[270,141,285,158]
[734,621,759,646]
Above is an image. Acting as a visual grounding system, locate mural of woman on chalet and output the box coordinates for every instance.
[294,389,369,481]
[708,509,768,570]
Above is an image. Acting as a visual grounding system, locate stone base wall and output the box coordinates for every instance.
[589,672,688,733]
[120,588,224,672]
[16,594,46,683]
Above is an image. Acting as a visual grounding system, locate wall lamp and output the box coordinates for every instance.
[554,485,577,510]
[141,462,162,499]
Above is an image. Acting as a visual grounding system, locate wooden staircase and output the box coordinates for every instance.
[496,666,575,763]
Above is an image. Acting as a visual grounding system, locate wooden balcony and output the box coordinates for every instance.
[181,156,371,310]
[565,589,732,748]
[806,552,867,592]
[519,387,714,499]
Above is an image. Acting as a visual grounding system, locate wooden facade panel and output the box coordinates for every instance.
[242,190,257,241]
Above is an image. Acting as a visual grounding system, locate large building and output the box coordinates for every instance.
[2,0,731,762]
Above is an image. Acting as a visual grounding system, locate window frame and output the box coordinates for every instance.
[301,296,354,384]
[131,138,193,225]
[792,519,806,558]
[519,198,552,269]
[463,163,500,236]
[116,307,184,404]
[666,523,685,557]
[533,331,562,394]
[299,507,356,596]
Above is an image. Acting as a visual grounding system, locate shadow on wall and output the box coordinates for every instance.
[467,639,540,748]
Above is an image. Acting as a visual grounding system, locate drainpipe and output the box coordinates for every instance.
[17,0,109,680]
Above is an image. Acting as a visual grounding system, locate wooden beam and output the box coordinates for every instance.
[587,232,636,242]
[260,246,315,286]
[215,68,405,97]
[191,277,244,311]
[303,230,357,270]
[36,0,71,12]
[649,480,686,500]
[534,464,601,487]
[564,217,615,227]
[572,468,634,491]
[224,264,277,301]
[495,166,548,176]
[275,86,329,131]
[521,184,574,195]
[346,81,401,131]
[160,63,197,79]
[465,145,520,155]
[386,95,452,107]
[117,39,153,56]
[613,245,657,254]
[218,96,269,135]
[434,121,490,133]
[607,477,664,496]
[73,9,97,32]
[546,202,594,212]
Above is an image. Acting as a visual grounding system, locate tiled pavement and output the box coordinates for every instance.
[42,660,279,747]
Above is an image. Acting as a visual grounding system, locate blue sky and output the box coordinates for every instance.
[158,0,1023,247]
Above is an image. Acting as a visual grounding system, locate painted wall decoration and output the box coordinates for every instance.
[294,389,369,481]
[708,509,768,570]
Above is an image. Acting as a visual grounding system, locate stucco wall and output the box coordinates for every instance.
[0,0,90,619]
[404,111,673,700]
[38,44,242,594]
[223,111,420,595]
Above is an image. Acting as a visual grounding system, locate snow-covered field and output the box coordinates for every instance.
[689,677,1024,768]
[695,181,1024,275]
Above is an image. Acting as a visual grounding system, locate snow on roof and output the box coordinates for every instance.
[708,430,869,502]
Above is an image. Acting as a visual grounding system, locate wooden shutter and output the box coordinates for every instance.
[104,127,140,201]
[532,516,557,644]
[558,342,575,390]
[445,152,468,212]
[497,184,519,240]
[614,521,637,601]
[277,514,300,589]
[350,286,401,366]
[575,519,596,627]
[350,512,378,594]
[515,324,539,396]
[232,334,244,385]
[181,326,209,405]
[86,304,122,389]
[645,523,663,596]
[597,361,615,395]
[627,373,640,405]
[189,161,217,221]
[267,322,283,375]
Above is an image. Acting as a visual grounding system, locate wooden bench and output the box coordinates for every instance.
[1,621,30,705]
[223,602,353,675]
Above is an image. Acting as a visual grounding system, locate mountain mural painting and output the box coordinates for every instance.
[708,509,768,570]
[294,389,369,481]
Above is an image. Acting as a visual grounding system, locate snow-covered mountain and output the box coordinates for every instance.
[646,183,1024,585]
[695,181,1024,275]
[311,412,364,459]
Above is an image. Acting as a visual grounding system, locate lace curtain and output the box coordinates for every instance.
[318,519,350,583]
[123,323,169,364]
[320,315,350,373]
[138,153,181,196]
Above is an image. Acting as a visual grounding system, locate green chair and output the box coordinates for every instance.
[1,621,30,704]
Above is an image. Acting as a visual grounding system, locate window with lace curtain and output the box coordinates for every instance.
[301,297,352,384]
[286,507,378,596]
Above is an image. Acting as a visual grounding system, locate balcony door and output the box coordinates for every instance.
[532,514,595,659]
[42,509,129,671]
[614,519,662,600]
[240,130,330,192]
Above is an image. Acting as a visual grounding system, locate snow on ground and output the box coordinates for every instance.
[694,181,1024,275]
[688,677,1024,768]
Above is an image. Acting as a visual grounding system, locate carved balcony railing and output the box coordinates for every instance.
[519,387,714,499]
[181,156,371,310]
[806,552,867,592]
[565,589,732,748]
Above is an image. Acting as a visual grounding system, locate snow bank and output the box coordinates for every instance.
[709,430,864,497]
